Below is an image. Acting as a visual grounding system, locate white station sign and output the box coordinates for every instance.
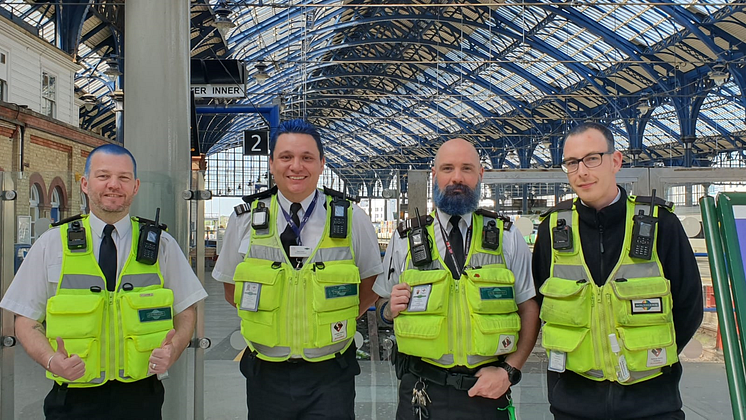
[191,84,245,98]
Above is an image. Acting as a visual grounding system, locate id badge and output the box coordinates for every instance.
[407,284,432,312]
[548,350,567,373]
[240,282,261,312]
[290,246,312,258]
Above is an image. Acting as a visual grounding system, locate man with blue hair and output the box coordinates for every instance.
[1,143,207,419]
[374,138,539,419]
[213,119,383,419]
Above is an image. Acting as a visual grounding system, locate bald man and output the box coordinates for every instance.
[373,138,539,419]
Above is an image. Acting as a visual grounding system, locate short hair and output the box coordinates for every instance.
[84,144,138,178]
[270,119,324,159]
[566,122,615,152]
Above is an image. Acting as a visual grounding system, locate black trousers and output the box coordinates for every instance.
[240,346,360,420]
[43,376,164,420]
[552,410,686,420]
[396,372,510,420]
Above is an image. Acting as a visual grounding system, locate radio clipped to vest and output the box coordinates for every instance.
[630,189,658,260]
[329,197,350,238]
[552,218,573,250]
[252,201,270,230]
[409,207,432,267]
[67,220,87,251]
[136,208,164,265]
[482,220,500,250]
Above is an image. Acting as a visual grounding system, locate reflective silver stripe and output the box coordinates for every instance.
[313,247,353,263]
[119,273,160,289]
[585,369,604,378]
[427,354,454,366]
[59,274,104,290]
[467,354,497,366]
[252,342,291,358]
[470,252,504,267]
[553,265,590,281]
[248,245,285,262]
[616,262,662,279]
[629,368,662,380]
[303,340,350,359]
[87,371,106,384]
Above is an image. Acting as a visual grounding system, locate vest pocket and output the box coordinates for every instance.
[46,294,105,338]
[46,337,102,384]
[617,324,677,371]
[465,267,517,314]
[470,313,520,356]
[120,288,174,336]
[233,258,286,311]
[539,277,591,327]
[395,315,447,360]
[123,331,168,380]
[610,277,672,326]
[313,306,358,348]
[541,325,596,373]
[400,269,448,314]
[312,262,361,313]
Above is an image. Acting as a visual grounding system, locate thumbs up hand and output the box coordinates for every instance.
[148,329,176,375]
[49,337,86,381]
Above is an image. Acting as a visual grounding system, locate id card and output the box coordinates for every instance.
[290,246,312,258]
[240,282,261,312]
[548,350,567,373]
[646,348,667,367]
[407,284,432,312]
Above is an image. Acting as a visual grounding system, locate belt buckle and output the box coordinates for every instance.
[445,372,463,389]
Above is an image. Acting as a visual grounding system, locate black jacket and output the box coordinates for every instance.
[532,187,703,420]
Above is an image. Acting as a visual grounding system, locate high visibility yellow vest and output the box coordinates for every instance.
[540,196,678,384]
[395,212,521,369]
[45,216,173,387]
[233,192,359,362]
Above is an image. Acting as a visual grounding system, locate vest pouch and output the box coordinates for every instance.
[235,259,288,348]
[465,267,517,314]
[610,277,672,326]
[617,324,677,371]
[541,324,597,373]
[313,306,358,348]
[400,269,449,315]
[470,313,520,356]
[123,331,167,380]
[539,277,591,328]
[46,337,102,384]
[46,294,105,338]
[120,288,174,336]
[311,262,361,313]
[395,315,447,360]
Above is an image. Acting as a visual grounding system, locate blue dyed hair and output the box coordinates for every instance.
[269,119,324,159]
[84,144,138,178]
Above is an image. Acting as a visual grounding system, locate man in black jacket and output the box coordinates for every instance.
[533,122,703,419]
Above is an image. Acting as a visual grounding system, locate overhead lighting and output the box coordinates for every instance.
[103,57,122,82]
[255,62,269,84]
[211,6,235,38]
[709,63,729,87]
[80,93,97,112]
[109,90,124,113]
[637,100,651,115]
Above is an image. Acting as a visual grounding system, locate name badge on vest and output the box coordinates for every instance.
[240,282,261,312]
[290,246,312,258]
[548,350,566,373]
[332,320,348,342]
[630,298,663,314]
[407,284,432,312]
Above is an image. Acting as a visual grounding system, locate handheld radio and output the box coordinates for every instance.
[552,219,573,250]
[329,197,350,238]
[251,201,270,230]
[629,189,658,260]
[67,220,87,250]
[137,208,163,265]
[409,207,432,267]
[482,220,500,250]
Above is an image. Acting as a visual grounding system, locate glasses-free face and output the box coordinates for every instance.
[561,151,614,174]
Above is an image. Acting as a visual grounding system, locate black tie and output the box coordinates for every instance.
[446,215,465,278]
[99,224,117,291]
[280,202,302,267]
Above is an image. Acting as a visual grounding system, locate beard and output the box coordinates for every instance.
[432,181,481,216]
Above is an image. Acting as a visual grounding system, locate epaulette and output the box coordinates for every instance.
[633,195,674,210]
[540,198,575,218]
[242,185,277,204]
[51,213,84,227]
[323,186,360,203]
[397,214,434,238]
[132,216,167,230]
[475,208,513,231]
[234,203,251,216]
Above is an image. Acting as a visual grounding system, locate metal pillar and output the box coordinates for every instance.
[0,173,17,420]
[123,0,194,418]
[407,170,429,216]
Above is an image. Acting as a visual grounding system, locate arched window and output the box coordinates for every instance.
[30,183,42,240]
[50,186,63,223]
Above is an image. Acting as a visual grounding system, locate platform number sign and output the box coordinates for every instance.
[243,130,269,156]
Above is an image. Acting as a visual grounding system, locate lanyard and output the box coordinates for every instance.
[279,191,318,246]
[434,211,472,278]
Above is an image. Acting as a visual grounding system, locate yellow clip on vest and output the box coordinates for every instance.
[395,212,521,369]
[540,196,678,385]
[233,191,359,362]
[45,216,173,387]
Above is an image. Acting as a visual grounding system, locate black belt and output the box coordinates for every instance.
[405,357,479,391]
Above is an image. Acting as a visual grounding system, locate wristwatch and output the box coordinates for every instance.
[498,361,522,385]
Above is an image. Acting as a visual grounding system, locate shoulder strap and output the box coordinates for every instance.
[397,214,434,238]
[323,186,359,203]
[51,213,85,227]
[475,208,512,231]
[540,198,575,219]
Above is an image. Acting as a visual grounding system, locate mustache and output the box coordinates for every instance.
[444,184,471,195]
